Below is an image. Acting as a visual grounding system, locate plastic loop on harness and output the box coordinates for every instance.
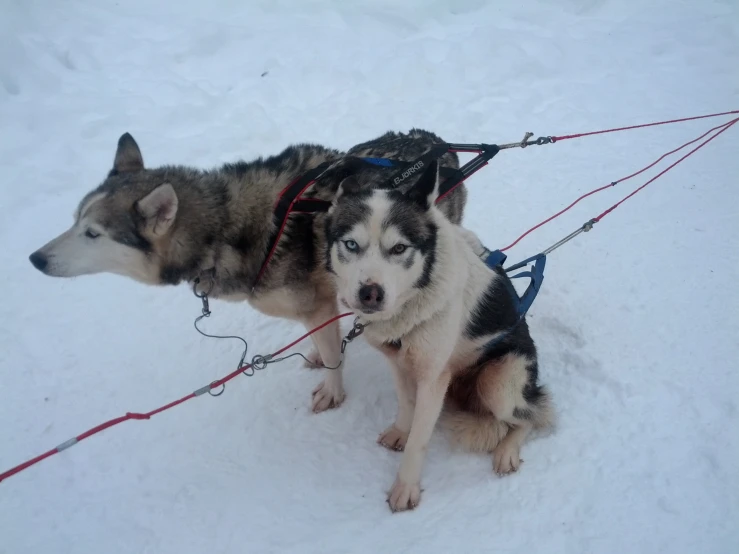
[480,249,544,318]
[482,249,508,269]
[505,254,547,317]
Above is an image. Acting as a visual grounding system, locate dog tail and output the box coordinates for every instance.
[440,410,509,453]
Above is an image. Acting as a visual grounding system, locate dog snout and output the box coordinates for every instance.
[358,283,385,311]
[29,251,48,272]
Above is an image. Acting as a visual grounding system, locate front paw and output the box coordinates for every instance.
[311,380,345,413]
[377,425,409,452]
[387,477,421,512]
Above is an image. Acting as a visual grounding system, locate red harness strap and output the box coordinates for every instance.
[252,162,332,288]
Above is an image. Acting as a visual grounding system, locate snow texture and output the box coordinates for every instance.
[1,1,738,552]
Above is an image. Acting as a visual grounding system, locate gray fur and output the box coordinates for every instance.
[29,129,468,413]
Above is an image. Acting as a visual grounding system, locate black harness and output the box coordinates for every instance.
[253,142,501,287]
[251,139,545,368]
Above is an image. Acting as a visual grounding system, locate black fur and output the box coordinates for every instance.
[413,223,437,289]
[464,266,520,340]
[381,189,439,289]
[512,407,534,420]
[326,195,372,244]
[277,212,318,282]
[383,194,437,247]
[405,160,439,209]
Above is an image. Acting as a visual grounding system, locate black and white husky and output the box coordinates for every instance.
[325,160,554,512]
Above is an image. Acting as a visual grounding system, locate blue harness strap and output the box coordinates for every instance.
[481,249,546,318]
[361,157,395,167]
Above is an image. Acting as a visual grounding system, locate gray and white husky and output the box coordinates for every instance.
[325,160,554,512]
[28,130,467,413]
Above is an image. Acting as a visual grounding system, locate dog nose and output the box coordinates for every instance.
[358,283,384,310]
[29,251,48,271]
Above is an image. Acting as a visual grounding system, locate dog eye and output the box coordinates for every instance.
[85,229,100,239]
[343,240,359,252]
[390,244,407,255]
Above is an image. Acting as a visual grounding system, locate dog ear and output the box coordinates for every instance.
[112,132,144,174]
[322,156,365,199]
[406,160,439,209]
[136,183,178,237]
[336,175,363,200]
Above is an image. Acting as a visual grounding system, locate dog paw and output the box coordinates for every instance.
[311,380,345,413]
[493,442,523,475]
[387,477,421,512]
[303,348,323,369]
[377,425,409,452]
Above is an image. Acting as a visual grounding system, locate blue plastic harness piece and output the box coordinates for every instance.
[483,249,507,269]
[361,157,395,167]
[481,249,546,318]
[506,254,546,317]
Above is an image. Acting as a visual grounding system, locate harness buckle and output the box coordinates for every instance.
[341,318,366,353]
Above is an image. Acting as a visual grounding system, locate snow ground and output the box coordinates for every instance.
[1,0,738,552]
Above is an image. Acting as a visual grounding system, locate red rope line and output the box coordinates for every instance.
[0,312,353,483]
[500,116,738,252]
[552,109,739,141]
[593,118,737,221]
[3,109,737,484]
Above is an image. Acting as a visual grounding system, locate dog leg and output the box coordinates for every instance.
[378,361,414,452]
[387,370,451,512]
[303,337,323,369]
[476,353,552,475]
[304,309,345,413]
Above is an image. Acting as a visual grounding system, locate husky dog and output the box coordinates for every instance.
[28,130,467,413]
[325,160,554,512]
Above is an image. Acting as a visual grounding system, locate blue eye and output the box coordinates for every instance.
[391,244,407,255]
[343,240,359,252]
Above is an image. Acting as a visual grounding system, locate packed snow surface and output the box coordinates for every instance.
[1,1,737,552]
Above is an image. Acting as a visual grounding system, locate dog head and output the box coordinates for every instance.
[325,159,440,320]
[29,133,179,284]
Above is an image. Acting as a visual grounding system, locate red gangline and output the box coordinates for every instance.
[553,109,739,142]
[3,109,737,485]
[500,117,738,252]
[0,312,353,484]
[593,118,737,222]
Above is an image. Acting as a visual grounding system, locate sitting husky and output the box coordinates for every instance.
[28,130,466,413]
[325,160,554,512]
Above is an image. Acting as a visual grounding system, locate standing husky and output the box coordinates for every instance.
[325,160,554,512]
[28,130,466,413]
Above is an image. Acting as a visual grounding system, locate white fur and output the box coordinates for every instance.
[38,195,159,283]
[331,175,552,512]
[330,193,428,316]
